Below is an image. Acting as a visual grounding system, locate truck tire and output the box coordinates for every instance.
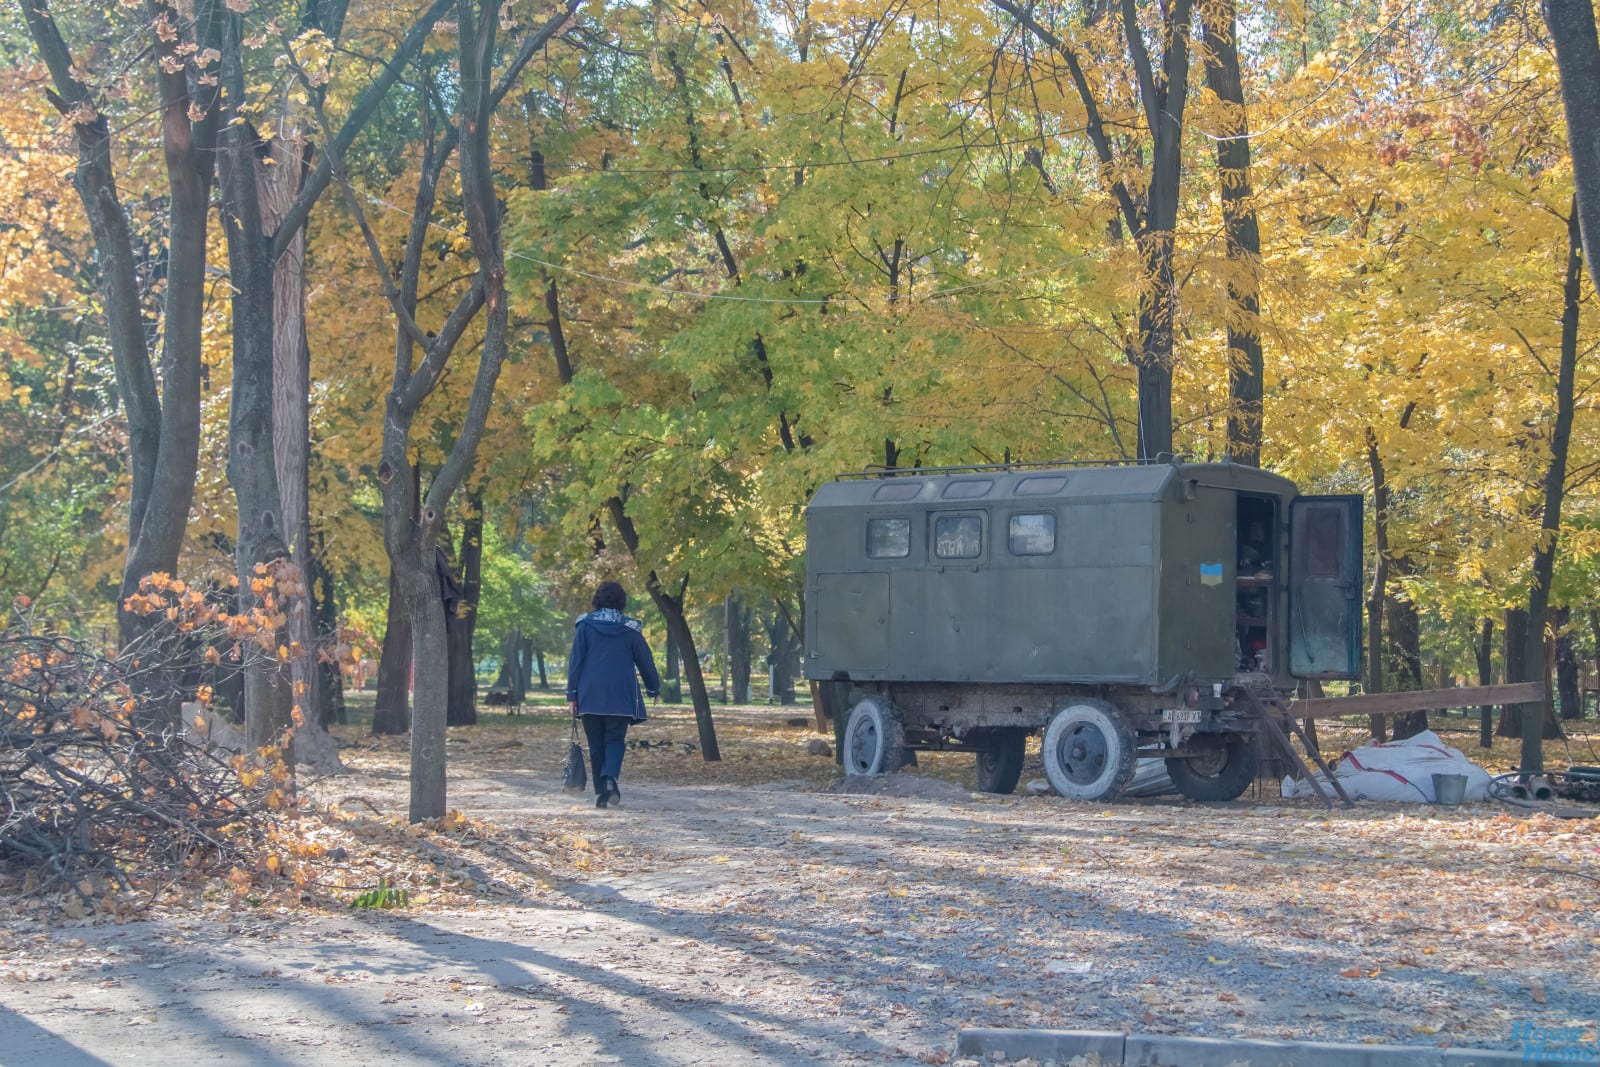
[842,697,905,776]
[1041,700,1136,801]
[974,728,1027,795]
[1166,735,1259,801]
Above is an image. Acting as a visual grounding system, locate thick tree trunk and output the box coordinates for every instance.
[262,127,319,730]
[727,594,751,704]
[395,539,448,818]
[218,59,296,759]
[531,642,544,690]
[1500,608,1530,739]
[312,549,347,726]
[372,462,419,735]
[1385,562,1427,740]
[764,612,799,704]
[1546,0,1600,278]
[1477,616,1495,748]
[1203,0,1264,466]
[1557,606,1582,720]
[252,124,342,772]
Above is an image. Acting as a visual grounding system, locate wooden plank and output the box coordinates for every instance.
[1286,682,1545,721]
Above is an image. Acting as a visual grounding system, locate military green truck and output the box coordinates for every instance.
[803,459,1363,801]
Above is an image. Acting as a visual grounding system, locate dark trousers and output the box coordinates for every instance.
[581,714,630,787]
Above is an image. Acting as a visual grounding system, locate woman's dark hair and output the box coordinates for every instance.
[592,581,627,611]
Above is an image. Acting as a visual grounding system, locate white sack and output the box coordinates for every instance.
[1282,729,1491,803]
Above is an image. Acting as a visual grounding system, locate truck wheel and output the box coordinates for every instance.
[1166,735,1259,801]
[1041,701,1136,801]
[842,697,905,776]
[974,728,1027,795]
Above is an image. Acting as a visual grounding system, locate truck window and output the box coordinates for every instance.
[873,481,922,502]
[1008,513,1055,555]
[1016,475,1067,496]
[943,479,993,499]
[1303,508,1343,578]
[934,515,982,559]
[866,517,911,558]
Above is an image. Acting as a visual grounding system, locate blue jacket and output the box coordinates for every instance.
[566,608,661,721]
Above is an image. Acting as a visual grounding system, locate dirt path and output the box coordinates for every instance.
[2,708,1597,1065]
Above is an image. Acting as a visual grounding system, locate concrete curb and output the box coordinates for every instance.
[956,1028,1588,1066]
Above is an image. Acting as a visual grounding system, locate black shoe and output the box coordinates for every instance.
[608,779,622,808]
[595,785,609,809]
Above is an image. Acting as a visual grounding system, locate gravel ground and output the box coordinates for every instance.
[1,708,1597,1065]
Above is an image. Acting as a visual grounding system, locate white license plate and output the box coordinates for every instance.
[1161,708,1202,724]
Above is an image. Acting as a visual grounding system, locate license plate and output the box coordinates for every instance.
[1161,708,1202,724]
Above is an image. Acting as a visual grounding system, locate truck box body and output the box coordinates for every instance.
[805,461,1354,692]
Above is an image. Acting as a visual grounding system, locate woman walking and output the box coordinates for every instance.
[566,581,660,808]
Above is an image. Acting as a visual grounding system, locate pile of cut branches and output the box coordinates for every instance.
[0,622,275,905]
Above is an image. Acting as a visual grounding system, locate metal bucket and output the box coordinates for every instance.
[1432,773,1468,806]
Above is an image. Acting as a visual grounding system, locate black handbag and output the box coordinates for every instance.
[562,720,587,793]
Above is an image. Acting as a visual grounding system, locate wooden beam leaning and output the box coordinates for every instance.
[1286,682,1545,721]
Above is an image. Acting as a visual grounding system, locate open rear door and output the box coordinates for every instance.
[1288,495,1363,679]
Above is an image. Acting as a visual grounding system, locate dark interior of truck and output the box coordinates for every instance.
[1235,494,1278,672]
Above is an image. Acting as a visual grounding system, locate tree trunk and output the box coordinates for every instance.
[989,0,1191,459]
[765,612,800,704]
[1500,608,1530,739]
[1477,616,1495,748]
[1203,0,1264,466]
[1557,606,1582,720]
[447,496,483,726]
[372,462,419,735]
[312,546,347,727]
[1364,427,1390,742]
[607,499,720,760]
[727,594,751,704]
[218,60,296,759]
[1506,201,1583,765]
[493,627,526,703]
[665,629,681,684]
[1385,563,1427,740]
[1546,0,1600,279]
[531,642,545,690]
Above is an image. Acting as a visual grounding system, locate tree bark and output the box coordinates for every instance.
[1477,616,1495,748]
[1202,0,1264,466]
[727,594,751,704]
[1364,427,1390,742]
[311,540,347,727]
[608,499,720,760]
[1384,575,1427,739]
[447,495,484,726]
[493,628,527,703]
[372,462,419,735]
[1557,606,1582,720]
[1505,202,1582,764]
[219,20,297,759]
[1546,0,1600,279]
